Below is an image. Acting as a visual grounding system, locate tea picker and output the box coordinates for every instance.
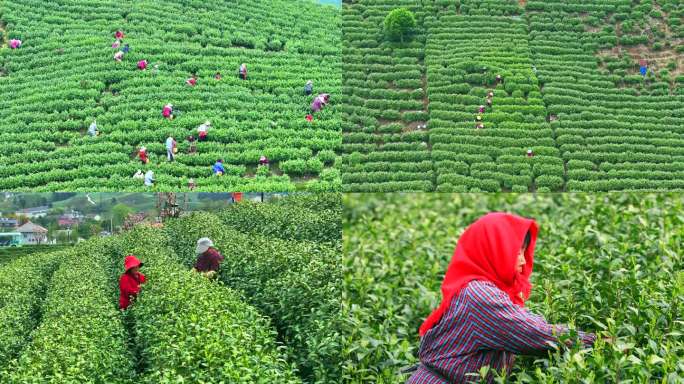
[304,80,313,95]
[114,51,124,62]
[165,135,177,162]
[213,159,226,176]
[88,119,99,137]
[137,59,148,70]
[119,255,146,310]
[193,238,224,279]
[187,135,197,154]
[405,213,597,384]
[197,121,211,141]
[9,39,22,49]
[138,146,149,165]
[259,155,269,166]
[311,93,330,113]
[162,103,174,119]
[122,43,130,54]
[186,74,197,86]
[133,170,144,180]
[238,63,248,80]
[144,170,155,187]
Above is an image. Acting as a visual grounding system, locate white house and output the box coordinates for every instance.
[17,221,49,245]
[15,206,49,219]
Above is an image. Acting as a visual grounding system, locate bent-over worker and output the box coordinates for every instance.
[119,255,146,310]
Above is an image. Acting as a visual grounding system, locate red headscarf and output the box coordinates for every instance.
[419,212,538,336]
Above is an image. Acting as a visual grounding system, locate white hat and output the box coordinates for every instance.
[140,146,146,151]
[195,237,214,254]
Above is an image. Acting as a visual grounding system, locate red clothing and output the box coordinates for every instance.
[115,30,124,39]
[420,212,538,336]
[194,247,224,272]
[139,150,148,163]
[187,77,197,86]
[119,271,146,309]
[162,106,172,118]
[198,130,207,139]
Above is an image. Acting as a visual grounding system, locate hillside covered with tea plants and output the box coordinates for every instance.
[341,0,684,192]
[342,193,683,383]
[0,0,341,192]
[0,193,343,383]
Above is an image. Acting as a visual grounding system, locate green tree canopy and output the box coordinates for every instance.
[384,8,417,43]
[111,203,133,228]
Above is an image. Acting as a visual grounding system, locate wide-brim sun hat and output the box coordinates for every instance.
[196,237,214,254]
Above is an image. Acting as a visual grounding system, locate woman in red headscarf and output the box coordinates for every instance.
[119,255,146,310]
[406,212,596,384]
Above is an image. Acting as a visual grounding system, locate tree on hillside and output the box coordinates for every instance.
[384,8,416,43]
[112,203,133,228]
[89,222,103,237]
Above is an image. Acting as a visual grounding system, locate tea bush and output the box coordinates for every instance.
[341,0,684,192]
[164,210,343,384]
[0,251,62,368]
[0,194,340,383]
[342,193,683,383]
[0,0,341,191]
[217,196,340,244]
[112,226,302,383]
[4,240,136,383]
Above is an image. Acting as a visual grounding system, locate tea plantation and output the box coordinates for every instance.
[341,0,684,192]
[0,193,342,383]
[0,0,341,192]
[342,193,683,382]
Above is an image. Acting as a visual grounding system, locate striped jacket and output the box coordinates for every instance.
[407,280,596,384]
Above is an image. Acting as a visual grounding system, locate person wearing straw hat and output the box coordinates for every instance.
[119,255,146,310]
[193,237,224,279]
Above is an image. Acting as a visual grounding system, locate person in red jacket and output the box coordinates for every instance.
[193,237,224,279]
[119,255,146,310]
[138,146,149,165]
